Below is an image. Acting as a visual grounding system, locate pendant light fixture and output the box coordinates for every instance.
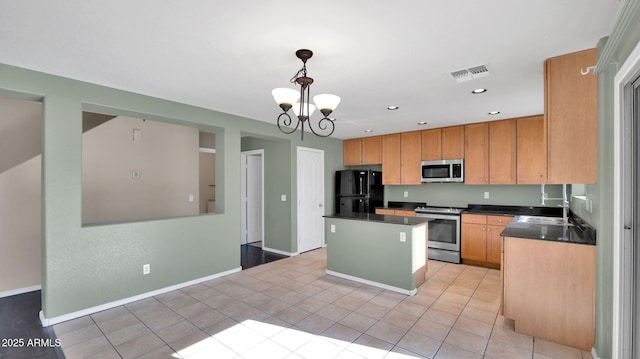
[272,49,340,140]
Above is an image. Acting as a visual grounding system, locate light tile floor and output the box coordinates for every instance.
[53,248,594,359]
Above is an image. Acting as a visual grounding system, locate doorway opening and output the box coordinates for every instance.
[0,96,43,298]
[240,150,264,248]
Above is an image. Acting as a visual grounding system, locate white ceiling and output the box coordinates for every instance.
[0,1,625,139]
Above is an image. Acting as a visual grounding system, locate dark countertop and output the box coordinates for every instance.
[324,213,430,226]
[382,201,427,210]
[464,204,596,245]
[464,204,562,217]
[501,217,596,246]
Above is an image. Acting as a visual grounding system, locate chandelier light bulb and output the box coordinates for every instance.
[292,102,316,117]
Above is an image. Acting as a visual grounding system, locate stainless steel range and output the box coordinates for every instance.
[415,206,463,264]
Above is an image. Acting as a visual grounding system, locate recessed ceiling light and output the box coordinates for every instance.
[472,88,487,94]
[387,106,399,110]
[417,121,428,125]
[488,111,501,115]
[364,129,373,133]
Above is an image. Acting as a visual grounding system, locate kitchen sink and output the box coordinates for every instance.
[513,215,573,226]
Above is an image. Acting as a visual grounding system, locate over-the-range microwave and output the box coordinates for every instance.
[420,159,464,183]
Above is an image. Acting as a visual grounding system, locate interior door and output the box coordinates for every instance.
[297,147,324,253]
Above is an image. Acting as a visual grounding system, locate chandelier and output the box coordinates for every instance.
[272,49,340,140]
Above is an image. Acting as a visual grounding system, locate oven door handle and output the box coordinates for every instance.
[415,213,460,220]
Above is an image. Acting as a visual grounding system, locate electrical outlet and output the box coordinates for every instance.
[400,232,406,242]
[188,194,194,202]
[403,191,408,198]
[484,191,490,199]
[330,224,336,233]
[143,264,150,275]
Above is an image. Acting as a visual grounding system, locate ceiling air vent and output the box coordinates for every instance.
[450,64,490,83]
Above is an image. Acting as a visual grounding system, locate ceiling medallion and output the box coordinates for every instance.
[272,49,340,141]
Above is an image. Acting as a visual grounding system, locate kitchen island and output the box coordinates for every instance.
[323,213,429,295]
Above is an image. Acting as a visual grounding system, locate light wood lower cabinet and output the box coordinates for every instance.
[375,208,416,217]
[502,236,595,351]
[461,214,511,267]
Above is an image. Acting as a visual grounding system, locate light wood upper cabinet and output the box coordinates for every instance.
[421,128,442,161]
[516,115,547,184]
[343,138,362,166]
[545,48,597,184]
[489,119,517,184]
[400,131,422,184]
[465,120,516,184]
[343,136,382,166]
[464,123,490,184]
[382,134,401,184]
[382,131,422,185]
[421,126,464,161]
[362,136,382,165]
[441,126,465,159]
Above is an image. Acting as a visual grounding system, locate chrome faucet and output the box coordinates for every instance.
[540,183,569,224]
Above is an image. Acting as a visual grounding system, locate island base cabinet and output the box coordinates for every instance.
[503,237,595,351]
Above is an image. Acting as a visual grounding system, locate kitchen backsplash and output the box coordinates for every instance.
[384,183,566,208]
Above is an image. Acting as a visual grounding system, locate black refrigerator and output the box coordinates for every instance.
[335,170,384,215]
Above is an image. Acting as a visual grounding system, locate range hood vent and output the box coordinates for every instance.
[450,64,490,83]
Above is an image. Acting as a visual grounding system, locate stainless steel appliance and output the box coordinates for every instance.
[335,170,383,215]
[415,206,462,263]
[420,159,464,183]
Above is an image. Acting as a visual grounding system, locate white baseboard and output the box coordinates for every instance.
[39,266,242,327]
[591,347,601,359]
[0,285,41,299]
[263,246,298,257]
[326,270,417,296]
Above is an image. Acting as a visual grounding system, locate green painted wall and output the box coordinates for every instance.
[589,3,640,357]
[0,63,343,319]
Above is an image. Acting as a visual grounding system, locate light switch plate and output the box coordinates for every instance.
[403,191,408,198]
[400,232,406,242]
[143,264,150,275]
[484,191,490,199]
[330,224,336,233]
[281,194,287,202]
[131,170,140,179]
